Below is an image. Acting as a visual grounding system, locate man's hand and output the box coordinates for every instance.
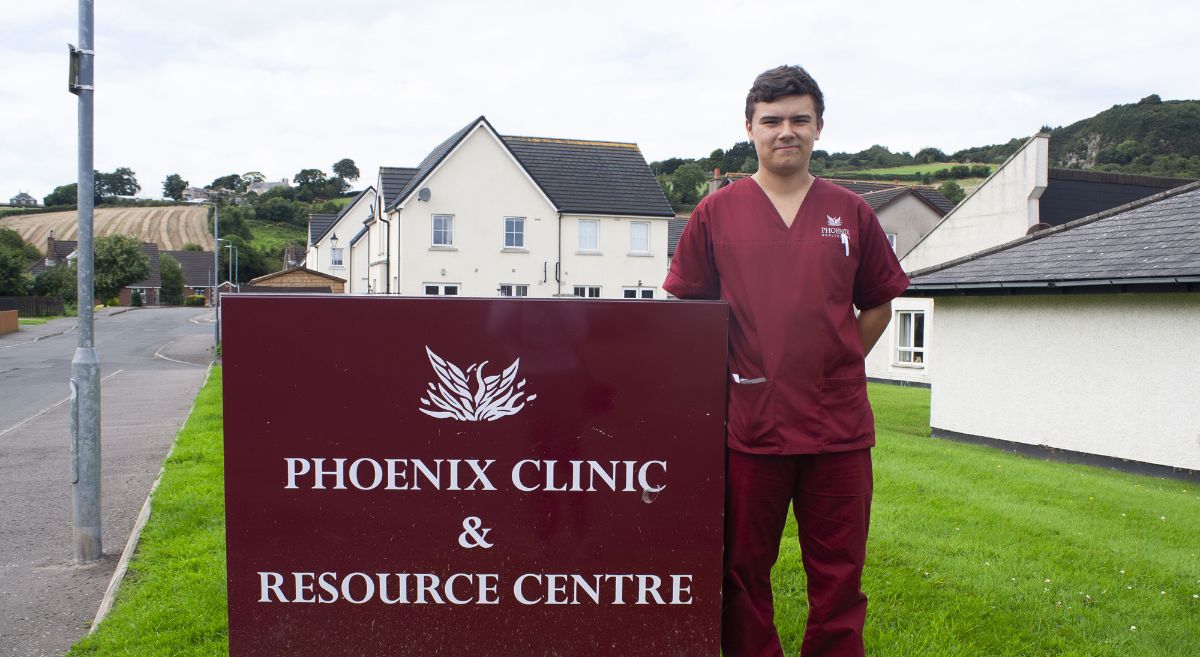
[857,301,892,356]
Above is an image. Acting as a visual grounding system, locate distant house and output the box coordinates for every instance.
[182,187,210,202]
[162,250,217,304]
[866,134,1197,387]
[27,235,164,305]
[326,116,674,298]
[247,178,289,195]
[9,192,38,207]
[904,181,1200,476]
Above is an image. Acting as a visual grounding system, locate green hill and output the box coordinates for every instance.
[1047,96,1200,177]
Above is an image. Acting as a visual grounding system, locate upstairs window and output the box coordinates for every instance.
[573,285,601,298]
[578,220,599,252]
[432,214,454,247]
[504,217,525,248]
[629,222,650,255]
[330,247,344,268]
[499,284,529,297]
[886,233,898,254]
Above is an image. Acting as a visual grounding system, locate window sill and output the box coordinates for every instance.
[330,265,345,270]
[429,246,457,252]
[575,250,602,256]
[892,362,926,370]
[627,251,653,257]
[501,247,529,253]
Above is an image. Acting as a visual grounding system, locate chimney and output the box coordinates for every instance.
[46,231,56,265]
[713,168,721,179]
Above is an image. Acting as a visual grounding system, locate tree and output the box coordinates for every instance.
[671,163,707,207]
[43,182,98,207]
[0,247,29,296]
[160,254,185,305]
[915,147,948,164]
[163,174,188,201]
[937,180,966,205]
[209,174,244,192]
[93,234,149,301]
[242,171,266,185]
[332,158,360,182]
[95,167,140,197]
[182,243,204,251]
[0,228,40,265]
[32,261,77,302]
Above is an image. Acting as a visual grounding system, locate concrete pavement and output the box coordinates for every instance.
[0,307,215,656]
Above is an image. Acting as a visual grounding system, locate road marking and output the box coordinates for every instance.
[154,338,206,366]
[0,369,125,438]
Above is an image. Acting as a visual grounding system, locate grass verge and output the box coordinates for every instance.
[18,317,51,325]
[68,366,228,656]
[69,379,1198,656]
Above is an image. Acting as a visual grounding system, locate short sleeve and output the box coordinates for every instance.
[663,204,720,300]
[852,202,910,310]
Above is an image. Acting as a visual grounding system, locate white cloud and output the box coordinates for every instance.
[2,0,1198,199]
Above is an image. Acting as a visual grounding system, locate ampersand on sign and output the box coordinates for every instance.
[458,516,494,549]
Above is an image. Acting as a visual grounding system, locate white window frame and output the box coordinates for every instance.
[504,217,525,249]
[432,214,454,248]
[498,284,529,297]
[330,247,344,268]
[622,287,655,299]
[573,285,601,298]
[886,233,897,254]
[628,221,651,255]
[895,310,926,368]
[578,219,599,253]
[423,283,460,296]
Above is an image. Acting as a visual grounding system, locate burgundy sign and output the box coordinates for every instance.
[222,295,728,656]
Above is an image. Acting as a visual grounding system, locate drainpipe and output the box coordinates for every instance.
[556,211,563,296]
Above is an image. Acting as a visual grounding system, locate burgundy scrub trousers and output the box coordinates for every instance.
[664,177,909,657]
[723,449,873,657]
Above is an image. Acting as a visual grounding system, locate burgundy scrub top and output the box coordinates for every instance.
[664,177,910,455]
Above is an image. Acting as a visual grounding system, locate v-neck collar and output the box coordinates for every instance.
[747,176,821,232]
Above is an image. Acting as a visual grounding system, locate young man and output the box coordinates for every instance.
[663,66,908,657]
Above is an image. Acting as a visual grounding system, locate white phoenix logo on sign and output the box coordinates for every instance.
[419,347,536,421]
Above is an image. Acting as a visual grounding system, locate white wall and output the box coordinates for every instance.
[876,194,944,260]
[310,189,376,285]
[931,293,1200,471]
[348,235,369,293]
[902,135,1048,272]
[391,125,559,297]
[864,297,934,386]
[560,215,669,298]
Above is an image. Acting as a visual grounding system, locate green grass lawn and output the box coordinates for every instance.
[245,219,306,256]
[829,163,995,177]
[18,317,51,325]
[71,377,1198,656]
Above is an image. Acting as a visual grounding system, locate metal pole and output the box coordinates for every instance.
[213,205,220,350]
[71,0,101,563]
[234,246,239,287]
[225,243,234,289]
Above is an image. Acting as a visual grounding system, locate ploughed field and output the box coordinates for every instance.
[0,206,212,252]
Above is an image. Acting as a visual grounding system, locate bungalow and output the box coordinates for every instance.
[27,235,163,306]
[162,250,218,304]
[905,181,1200,476]
[867,134,1196,387]
[307,116,675,298]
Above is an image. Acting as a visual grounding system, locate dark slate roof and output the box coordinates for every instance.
[668,216,689,258]
[913,187,956,214]
[379,167,418,207]
[310,188,372,245]
[162,250,216,289]
[859,187,950,216]
[907,181,1200,293]
[309,214,336,246]
[1039,168,1194,227]
[825,178,899,194]
[28,240,161,288]
[381,116,673,217]
[385,118,482,211]
[504,135,674,217]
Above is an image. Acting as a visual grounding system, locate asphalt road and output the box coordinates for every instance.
[0,307,215,656]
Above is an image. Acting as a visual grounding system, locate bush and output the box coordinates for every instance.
[185,294,207,307]
[106,296,121,307]
[131,290,143,307]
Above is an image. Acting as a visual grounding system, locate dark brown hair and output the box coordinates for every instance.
[745,65,825,122]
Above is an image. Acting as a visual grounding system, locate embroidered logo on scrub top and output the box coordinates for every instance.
[820,214,849,239]
[826,215,842,227]
[419,346,537,421]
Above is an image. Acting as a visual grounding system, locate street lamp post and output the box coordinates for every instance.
[224,242,237,289]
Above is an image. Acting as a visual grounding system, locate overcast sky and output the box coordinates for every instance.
[2,0,1197,200]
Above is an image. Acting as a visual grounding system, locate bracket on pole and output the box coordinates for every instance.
[67,44,94,95]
